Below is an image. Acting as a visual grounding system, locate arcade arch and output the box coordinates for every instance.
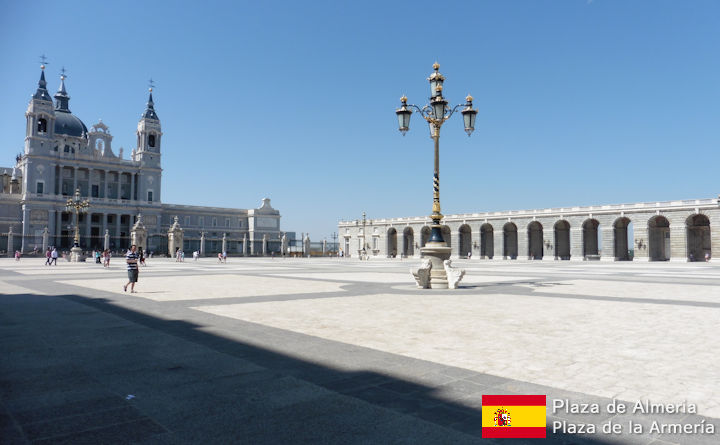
[503,222,518,259]
[648,216,670,261]
[387,228,398,258]
[402,227,415,257]
[420,226,431,247]
[458,224,472,258]
[582,219,600,258]
[686,214,710,261]
[613,217,632,261]
[528,221,543,260]
[480,223,494,259]
[554,220,571,260]
[441,225,451,248]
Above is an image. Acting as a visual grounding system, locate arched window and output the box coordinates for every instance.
[148,134,156,148]
[37,118,47,133]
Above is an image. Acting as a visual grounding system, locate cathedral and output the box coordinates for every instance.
[0,65,281,255]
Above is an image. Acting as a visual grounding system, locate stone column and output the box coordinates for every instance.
[42,227,49,252]
[304,234,310,257]
[103,170,109,199]
[104,229,110,251]
[7,227,13,257]
[55,211,62,247]
[242,234,248,256]
[570,227,583,261]
[200,232,205,256]
[322,239,327,256]
[250,233,255,256]
[84,212,92,248]
[130,173,135,202]
[222,233,227,254]
[50,163,57,195]
[48,211,56,247]
[281,233,287,256]
[115,214,121,250]
[262,234,267,256]
[88,168,94,197]
[101,213,107,243]
[670,224,688,262]
[72,166,78,194]
[21,205,29,253]
[601,226,614,261]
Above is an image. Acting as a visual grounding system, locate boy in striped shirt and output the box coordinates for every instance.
[124,245,139,293]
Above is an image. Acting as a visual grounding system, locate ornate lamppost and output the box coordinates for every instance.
[65,188,90,262]
[396,62,478,288]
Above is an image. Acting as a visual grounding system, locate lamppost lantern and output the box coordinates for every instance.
[461,95,478,136]
[428,62,445,98]
[396,96,412,135]
[431,90,448,121]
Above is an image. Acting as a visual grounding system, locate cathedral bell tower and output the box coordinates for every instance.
[135,86,162,168]
[25,62,56,154]
[135,85,163,204]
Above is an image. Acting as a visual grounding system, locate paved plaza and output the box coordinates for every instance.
[1,256,718,444]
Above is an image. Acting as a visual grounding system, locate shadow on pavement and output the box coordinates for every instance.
[0,291,706,444]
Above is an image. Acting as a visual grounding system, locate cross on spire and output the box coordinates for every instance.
[148,78,155,92]
[39,54,49,69]
[60,66,68,79]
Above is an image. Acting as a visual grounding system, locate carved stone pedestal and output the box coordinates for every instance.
[419,243,452,289]
[70,246,83,262]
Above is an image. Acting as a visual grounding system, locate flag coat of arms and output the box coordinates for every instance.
[482,395,546,438]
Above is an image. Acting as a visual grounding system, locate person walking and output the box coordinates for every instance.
[45,247,51,266]
[103,250,111,268]
[50,247,58,265]
[123,245,139,293]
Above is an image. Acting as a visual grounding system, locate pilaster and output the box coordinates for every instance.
[601,227,614,261]
[669,225,688,262]
[570,228,583,261]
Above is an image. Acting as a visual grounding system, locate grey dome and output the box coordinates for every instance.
[54,111,88,137]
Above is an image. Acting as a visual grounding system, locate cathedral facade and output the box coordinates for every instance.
[0,66,281,255]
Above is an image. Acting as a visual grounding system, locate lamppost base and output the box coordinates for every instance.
[70,246,84,262]
[419,243,451,289]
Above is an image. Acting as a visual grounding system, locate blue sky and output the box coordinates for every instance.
[1,0,718,240]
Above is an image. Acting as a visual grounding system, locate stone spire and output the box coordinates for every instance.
[32,65,53,101]
[142,88,159,120]
[54,69,70,112]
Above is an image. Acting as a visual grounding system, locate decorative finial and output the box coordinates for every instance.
[60,66,67,80]
[148,78,155,92]
[39,54,48,70]
[466,94,473,102]
[433,62,440,70]
[400,95,407,103]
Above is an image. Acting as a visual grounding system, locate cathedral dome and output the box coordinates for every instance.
[54,111,88,138]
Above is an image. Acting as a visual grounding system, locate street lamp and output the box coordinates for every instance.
[65,188,90,261]
[396,62,478,288]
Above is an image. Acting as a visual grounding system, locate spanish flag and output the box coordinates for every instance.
[482,395,546,438]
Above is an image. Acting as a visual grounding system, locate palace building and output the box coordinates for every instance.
[339,199,720,262]
[0,65,281,255]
